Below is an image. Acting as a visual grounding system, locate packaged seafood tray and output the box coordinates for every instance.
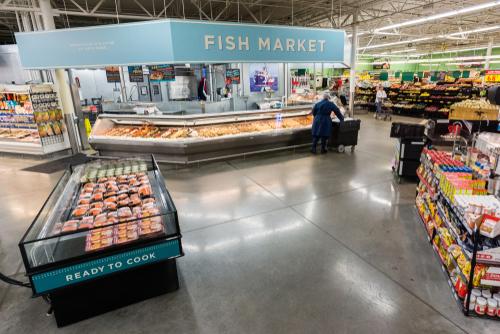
[19,155,182,282]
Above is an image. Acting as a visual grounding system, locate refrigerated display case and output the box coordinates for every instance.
[0,84,71,155]
[19,156,183,327]
[89,107,314,163]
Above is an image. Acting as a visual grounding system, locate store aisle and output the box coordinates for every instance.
[1,115,499,334]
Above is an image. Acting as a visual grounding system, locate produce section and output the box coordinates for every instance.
[355,81,484,118]
[415,142,500,320]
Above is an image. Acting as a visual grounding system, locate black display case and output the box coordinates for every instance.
[393,137,426,181]
[19,155,183,327]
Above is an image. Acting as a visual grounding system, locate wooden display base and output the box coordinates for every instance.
[49,259,179,327]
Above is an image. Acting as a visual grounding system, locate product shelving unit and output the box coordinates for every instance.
[19,155,183,327]
[415,147,500,320]
[0,84,71,156]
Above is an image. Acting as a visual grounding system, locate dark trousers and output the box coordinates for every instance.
[312,136,328,152]
[340,95,347,106]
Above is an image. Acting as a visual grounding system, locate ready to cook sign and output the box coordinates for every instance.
[15,19,346,68]
[31,239,181,294]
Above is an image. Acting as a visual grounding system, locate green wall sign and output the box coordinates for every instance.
[379,72,388,81]
[402,72,414,82]
[31,239,182,294]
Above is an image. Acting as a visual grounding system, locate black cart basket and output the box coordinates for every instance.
[330,119,361,152]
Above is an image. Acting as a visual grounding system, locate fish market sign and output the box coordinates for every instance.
[15,19,346,69]
[204,35,327,53]
[30,239,181,294]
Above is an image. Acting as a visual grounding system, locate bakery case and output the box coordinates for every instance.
[89,107,313,163]
[19,156,183,327]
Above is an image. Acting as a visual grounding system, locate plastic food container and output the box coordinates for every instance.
[482,290,492,299]
[471,289,482,298]
[475,297,487,315]
[465,294,476,311]
[487,298,498,317]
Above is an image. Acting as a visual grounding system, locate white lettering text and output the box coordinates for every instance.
[258,37,271,50]
[238,36,249,50]
[204,35,215,49]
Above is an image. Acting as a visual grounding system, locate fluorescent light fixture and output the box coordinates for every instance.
[447,25,500,36]
[364,55,500,65]
[375,1,500,32]
[357,53,425,58]
[359,37,432,50]
[391,48,417,54]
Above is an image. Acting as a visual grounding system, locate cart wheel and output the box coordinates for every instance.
[337,145,345,153]
[351,146,355,152]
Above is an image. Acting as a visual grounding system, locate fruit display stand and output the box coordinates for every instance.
[19,156,183,327]
[355,82,482,119]
[89,107,314,164]
[449,100,499,121]
[415,147,500,320]
[0,84,71,156]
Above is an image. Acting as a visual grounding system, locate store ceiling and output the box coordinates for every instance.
[0,0,499,58]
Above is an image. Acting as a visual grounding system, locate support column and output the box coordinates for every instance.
[348,9,359,117]
[118,66,128,102]
[283,63,288,106]
[485,38,493,70]
[39,0,82,152]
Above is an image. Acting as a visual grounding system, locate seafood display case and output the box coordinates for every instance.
[89,108,314,163]
[19,156,183,327]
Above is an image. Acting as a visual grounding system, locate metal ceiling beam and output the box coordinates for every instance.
[214,3,230,21]
[157,0,175,17]
[69,0,88,14]
[90,0,106,14]
[190,0,211,20]
[133,0,153,17]
[240,2,260,24]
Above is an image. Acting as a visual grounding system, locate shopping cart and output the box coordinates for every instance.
[330,118,361,153]
[375,101,392,121]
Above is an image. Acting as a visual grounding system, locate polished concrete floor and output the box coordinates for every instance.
[1,114,499,333]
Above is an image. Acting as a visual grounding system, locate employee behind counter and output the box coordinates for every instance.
[310,92,344,154]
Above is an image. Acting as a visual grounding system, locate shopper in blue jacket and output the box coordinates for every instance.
[311,93,344,154]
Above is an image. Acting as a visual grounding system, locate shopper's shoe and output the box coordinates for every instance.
[310,149,317,154]
[320,149,328,154]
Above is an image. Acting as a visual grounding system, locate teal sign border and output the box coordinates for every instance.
[31,239,181,294]
[15,19,346,69]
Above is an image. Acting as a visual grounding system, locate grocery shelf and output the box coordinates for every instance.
[429,242,467,315]
[438,192,474,236]
[417,170,436,198]
[436,202,471,259]
[415,205,433,242]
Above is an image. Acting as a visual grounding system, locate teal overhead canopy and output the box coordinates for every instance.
[15,19,347,69]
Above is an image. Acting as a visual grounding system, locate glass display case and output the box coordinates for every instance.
[19,156,182,297]
[0,84,71,155]
[89,107,314,163]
